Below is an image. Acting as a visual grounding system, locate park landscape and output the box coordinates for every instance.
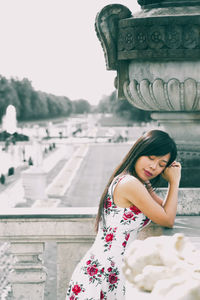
[1,0,200,299]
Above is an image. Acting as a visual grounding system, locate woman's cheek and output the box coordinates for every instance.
[160,167,165,174]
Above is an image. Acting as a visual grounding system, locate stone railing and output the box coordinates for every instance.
[0,208,97,300]
[0,206,199,300]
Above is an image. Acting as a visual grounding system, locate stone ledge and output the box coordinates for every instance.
[0,207,98,219]
[157,188,200,215]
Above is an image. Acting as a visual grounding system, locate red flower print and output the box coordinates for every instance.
[72,284,81,295]
[87,266,98,276]
[123,211,135,220]
[101,268,104,273]
[100,290,104,299]
[143,217,150,227]
[109,273,118,284]
[86,260,91,265]
[104,199,112,208]
[130,205,141,214]
[69,295,75,300]
[111,261,115,267]
[122,241,126,248]
[105,233,114,242]
[125,233,130,241]
[107,267,112,272]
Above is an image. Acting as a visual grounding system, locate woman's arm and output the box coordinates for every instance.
[161,161,181,226]
[115,162,181,228]
[145,181,163,206]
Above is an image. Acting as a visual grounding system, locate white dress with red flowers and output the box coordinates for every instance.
[66,174,150,300]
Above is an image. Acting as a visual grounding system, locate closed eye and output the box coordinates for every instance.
[148,156,167,168]
[159,164,166,168]
[148,155,155,160]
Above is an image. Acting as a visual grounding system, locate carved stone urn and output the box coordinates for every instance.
[95,0,200,187]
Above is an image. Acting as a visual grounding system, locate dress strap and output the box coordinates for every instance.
[108,174,131,199]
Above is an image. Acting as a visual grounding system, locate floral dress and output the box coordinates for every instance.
[66,174,150,300]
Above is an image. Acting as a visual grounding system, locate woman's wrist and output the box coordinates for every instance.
[168,180,180,188]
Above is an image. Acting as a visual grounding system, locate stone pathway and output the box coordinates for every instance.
[59,143,131,207]
[46,144,88,198]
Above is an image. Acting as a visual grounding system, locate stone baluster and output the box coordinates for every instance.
[8,241,47,300]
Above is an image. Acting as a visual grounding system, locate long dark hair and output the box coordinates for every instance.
[95,130,177,232]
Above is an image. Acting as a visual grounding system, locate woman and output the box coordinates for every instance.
[66,130,181,300]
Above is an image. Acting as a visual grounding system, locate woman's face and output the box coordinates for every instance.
[134,153,170,182]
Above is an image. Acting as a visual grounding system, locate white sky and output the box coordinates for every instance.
[0,0,140,105]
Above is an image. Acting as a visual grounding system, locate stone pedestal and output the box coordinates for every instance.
[95,0,200,187]
[151,112,200,187]
[21,166,47,201]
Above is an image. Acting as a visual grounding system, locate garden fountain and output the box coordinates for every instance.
[2,105,17,135]
[0,105,29,143]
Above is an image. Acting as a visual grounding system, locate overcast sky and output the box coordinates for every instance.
[0,0,140,105]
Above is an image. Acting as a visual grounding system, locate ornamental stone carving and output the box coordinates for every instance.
[118,16,200,60]
[95,4,131,70]
[124,78,200,111]
[138,0,200,8]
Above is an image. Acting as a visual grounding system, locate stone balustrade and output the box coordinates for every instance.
[0,206,199,300]
[0,207,97,300]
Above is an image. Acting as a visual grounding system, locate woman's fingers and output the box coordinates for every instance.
[170,161,181,168]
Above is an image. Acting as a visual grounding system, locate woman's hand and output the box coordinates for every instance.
[162,161,181,185]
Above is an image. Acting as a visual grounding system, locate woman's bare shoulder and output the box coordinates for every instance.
[113,174,146,208]
[119,174,143,186]
[117,174,145,192]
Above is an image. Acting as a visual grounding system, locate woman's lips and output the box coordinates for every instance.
[144,170,153,177]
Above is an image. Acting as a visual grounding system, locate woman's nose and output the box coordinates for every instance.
[149,162,157,170]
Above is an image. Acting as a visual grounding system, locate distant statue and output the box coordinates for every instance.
[45,128,50,139]
[33,139,43,167]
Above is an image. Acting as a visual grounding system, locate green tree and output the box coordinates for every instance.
[72,99,91,114]
[47,94,59,117]
[57,96,72,116]
[98,95,111,113]
[36,91,49,118]
[0,75,73,121]
[98,90,151,122]
[12,78,33,120]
